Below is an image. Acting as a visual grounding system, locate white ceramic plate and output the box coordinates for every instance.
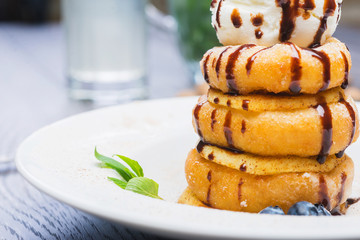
[16,97,360,240]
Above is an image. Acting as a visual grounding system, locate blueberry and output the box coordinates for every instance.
[259,206,285,215]
[287,201,321,216]
[315,204,331,216]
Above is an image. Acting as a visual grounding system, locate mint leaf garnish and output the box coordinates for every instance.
[125,177,162,200]
[95,147,135,181]
[108,177,127,189]
[113,154,144,177]
[95,148,162,200]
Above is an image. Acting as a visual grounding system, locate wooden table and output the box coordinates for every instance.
[0,22,359,239]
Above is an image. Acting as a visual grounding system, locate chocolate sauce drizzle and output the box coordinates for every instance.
[340,51,349,89]
[196,140,244,155]
[315,96,333,164]
[309,0,337,48]
[208,152,215,161]
[227,100,232,107]
[246,47,271,76]
[226,44,256,93]
[203,52,213,84]
[255,28,264,39]
[216,47,231,79]
[285,42,302,94]
[337,172,347,204]
[238,179,244,202]
[251,13,264,26]
[303,0,316,10]
[240,163,247,172]
[214,97,220,104]
[241,120,246,134]
[193,99,207,139]
[207,170,212,205]
[242,100,250,111]
[211,109,217,131]
[276,0,300,42]
[224,111,234,148]
[231,8,242,28]
[216,0,224,28]
[305,49,331,92]
[336,93,356,158]
[319,175,331,210]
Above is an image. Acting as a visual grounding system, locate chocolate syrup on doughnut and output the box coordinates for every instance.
[196,140,244,155]
[216,47,231,79]
[336,93,356,158]
[226,44,256,93]
[216,0,223,28]
[227,100,232,107]
[242,100,250,111]
[246,47,271,76]
[346,198,360,208]
[231,8,242,28]
[207,185,212,205]
[196,140,206,153]
[305,49,331,92]
[214,97,220,104]
[203,52,213,83]
[211,109,217,131]
[241,120,246,134]
[340,51,349,89]
[194,99,207,138]
[251,13,264,26]
[207,170,212,182]
[319,175,331,210]
[255,28,264,39]
[309,0,337,48]
[337,172,347,204]
[315,96,333,164]
[240,163,247,172]
[208,152,215,161]
[285,42,302,94]
[238,179,244,201]
[224,111,234,148]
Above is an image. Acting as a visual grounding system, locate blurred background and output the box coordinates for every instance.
[0,0,359,160]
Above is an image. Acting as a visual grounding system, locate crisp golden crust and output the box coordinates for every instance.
[201,38,351,94]
[193,95,359,157]
[208,87,344,112]
[198,143,345,175]
[185,149,354,213]
[178,187,210,208]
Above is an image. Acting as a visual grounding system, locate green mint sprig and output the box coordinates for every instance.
[94,148,162,200]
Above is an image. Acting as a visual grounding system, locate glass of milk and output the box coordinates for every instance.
[62,0,147,104]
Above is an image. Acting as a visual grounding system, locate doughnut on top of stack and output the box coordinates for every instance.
[211,0,343,48]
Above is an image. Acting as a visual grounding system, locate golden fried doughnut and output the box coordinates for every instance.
[185,149,354,213]
[197,142,345,175]
[208,87,343,112]
[193,94,359,158]
[178,187,210,208]
[201,38,351,94]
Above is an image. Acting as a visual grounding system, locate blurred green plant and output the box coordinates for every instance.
[169,0,219,62]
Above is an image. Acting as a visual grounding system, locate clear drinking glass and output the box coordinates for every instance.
[169,0,218,85]
[62,0,147,104]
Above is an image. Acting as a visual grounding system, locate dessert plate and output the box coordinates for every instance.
[16,97,360,240]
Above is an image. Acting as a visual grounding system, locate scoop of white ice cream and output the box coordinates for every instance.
[211,0,342,48]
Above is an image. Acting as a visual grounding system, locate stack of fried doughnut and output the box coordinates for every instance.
[179,34,359,213]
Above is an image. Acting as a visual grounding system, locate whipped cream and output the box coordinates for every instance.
[211,0,343,48]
